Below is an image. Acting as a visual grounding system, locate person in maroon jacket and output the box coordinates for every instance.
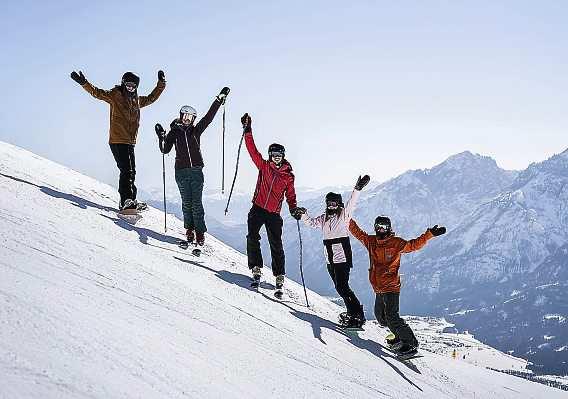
[241,113,301,293]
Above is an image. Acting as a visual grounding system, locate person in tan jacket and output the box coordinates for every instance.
[70,70,166,210]
[349,215,446,357]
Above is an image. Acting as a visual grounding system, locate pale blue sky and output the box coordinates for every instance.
[1,1,566,195]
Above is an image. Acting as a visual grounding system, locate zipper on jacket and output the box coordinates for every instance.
[263,174,277,209]
[183,127,193,167]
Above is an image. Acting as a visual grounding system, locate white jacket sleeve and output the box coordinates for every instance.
[301,212,324,229]
[343,189,361,220]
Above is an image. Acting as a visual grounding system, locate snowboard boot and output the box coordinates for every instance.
[134,199,147,211]
[196,231,205,246]
[274,275,285,298]
[185,229,195,244]
[395,343,419,359]
[121,199,137,211]
[386,335,401,348]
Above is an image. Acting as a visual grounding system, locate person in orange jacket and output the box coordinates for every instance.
[349,215,446,357]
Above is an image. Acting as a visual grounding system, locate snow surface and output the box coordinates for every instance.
[1,141,565,398]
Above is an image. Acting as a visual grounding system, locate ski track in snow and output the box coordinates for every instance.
[0,141,565,399]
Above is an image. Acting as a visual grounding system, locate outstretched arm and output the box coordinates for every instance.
[401,229,434,253]
[301,212,324,229]
[82,81,113,103]
[349,219,371,249]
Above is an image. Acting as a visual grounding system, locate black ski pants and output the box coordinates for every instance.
[374,292,418,347]
[247,205,285,276]
[327,263,362,316]
[110,144,137,207]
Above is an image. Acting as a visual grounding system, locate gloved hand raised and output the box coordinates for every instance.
[291,207,307,220]
[155,123,165,139]
[158,70,166,82]
[70,71,87,85]
[429,225,446,236]
[241,113,252,133]
[355,175,370,191]
[217,86,230,103]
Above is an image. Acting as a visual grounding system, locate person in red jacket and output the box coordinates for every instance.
[241,113,300,294]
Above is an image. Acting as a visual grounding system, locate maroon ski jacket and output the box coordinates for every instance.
[244,131,297,214]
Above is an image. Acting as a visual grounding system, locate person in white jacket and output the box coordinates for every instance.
[293,175,370,328]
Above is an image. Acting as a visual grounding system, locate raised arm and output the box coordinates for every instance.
[401,230,434,253]
[194,87,230,135]
[343,189,361,220]
[344,175,370,219]
[139,79,166,108]
[242,114,264,169]
[349,219,371,249]
[71,71,113,103]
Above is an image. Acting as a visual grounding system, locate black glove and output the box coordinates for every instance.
[70,71,86,85]
[291,207,306,220]
[429,225,446,236]
[217,86,230,103]
[155,123,165,139]
[355,175,370,191]
[241,113,252,133]
[158,70,166,82]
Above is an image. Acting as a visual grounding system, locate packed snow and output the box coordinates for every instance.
[1,141,565,398]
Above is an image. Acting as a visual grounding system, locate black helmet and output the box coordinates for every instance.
[121,71,140,86]
[374,215,392,236]
[325,192,344,208]
[268,143,285,156]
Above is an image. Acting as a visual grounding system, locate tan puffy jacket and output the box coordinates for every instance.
[81,80,166,144]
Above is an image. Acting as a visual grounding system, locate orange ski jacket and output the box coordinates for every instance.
[349,219,433,293]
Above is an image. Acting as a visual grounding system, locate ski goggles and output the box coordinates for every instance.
[326,201,340,209]
[269,151,284,159]
[181,113,195,124]
[374,223,390,231]
[124,81,138,92]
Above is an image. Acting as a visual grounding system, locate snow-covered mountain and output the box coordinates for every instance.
[1,141,566,398]
[403,149,568,374]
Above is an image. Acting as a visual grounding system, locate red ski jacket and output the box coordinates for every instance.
[244,131,297,214]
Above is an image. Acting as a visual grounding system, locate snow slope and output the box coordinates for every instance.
[0,141,564,398]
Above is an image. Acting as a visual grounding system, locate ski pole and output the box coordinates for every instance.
[222,102,226,194]
[224,131,245,215]
[162,150,167,232]
[297,220,309,307]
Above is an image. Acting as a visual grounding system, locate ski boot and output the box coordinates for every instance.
[250,266,262,289]
[196,231,205,246]
[274,275,285,299]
